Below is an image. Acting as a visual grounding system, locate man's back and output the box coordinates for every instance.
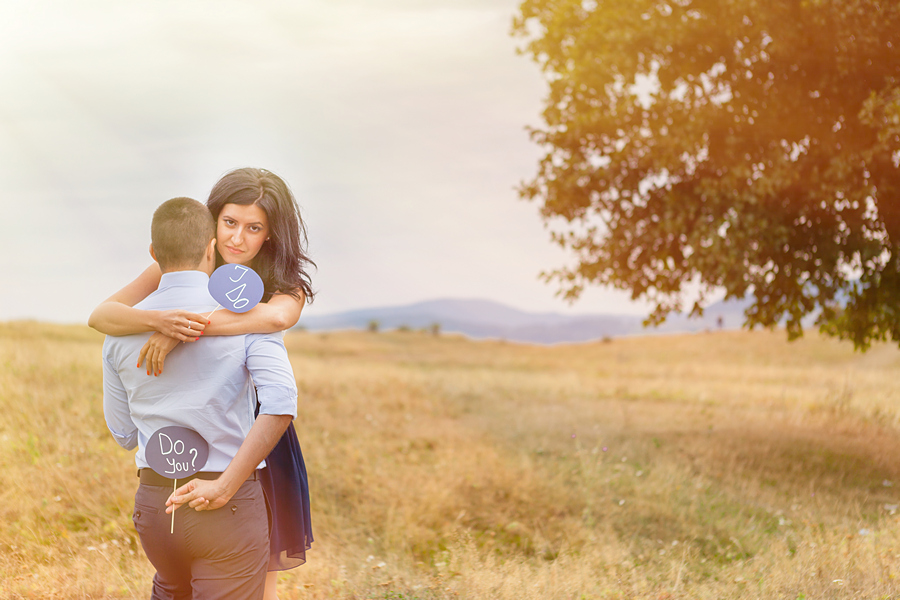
[102,270,297,473]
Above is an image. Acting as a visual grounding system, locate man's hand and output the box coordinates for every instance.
[165,415,291,514]
[166,478,230,513]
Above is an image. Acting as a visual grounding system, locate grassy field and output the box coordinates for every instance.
[3,322,900,598]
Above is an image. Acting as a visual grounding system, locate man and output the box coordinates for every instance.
[102,197,296,599]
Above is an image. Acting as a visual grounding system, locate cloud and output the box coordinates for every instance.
[0,0,653,324]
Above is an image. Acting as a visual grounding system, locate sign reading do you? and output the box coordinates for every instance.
[145,426,210,533]
[146,426,210,479]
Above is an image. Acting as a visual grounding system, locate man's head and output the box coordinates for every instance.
[150,198,217,274]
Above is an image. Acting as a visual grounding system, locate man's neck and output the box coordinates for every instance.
[160,260,214,277]
[160,267,205,275]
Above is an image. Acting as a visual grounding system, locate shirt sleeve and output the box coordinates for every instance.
[102,342,138,450]
[245,334,298,418]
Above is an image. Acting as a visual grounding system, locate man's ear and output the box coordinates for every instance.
[149,244,158,263]
[207,238,217,262]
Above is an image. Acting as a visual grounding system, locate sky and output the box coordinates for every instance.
[0,0,656,324]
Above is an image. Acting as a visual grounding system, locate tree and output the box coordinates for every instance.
[513,0,900,349]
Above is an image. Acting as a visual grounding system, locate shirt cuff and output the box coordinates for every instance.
[108,428,138,450]
[256,385,298,419]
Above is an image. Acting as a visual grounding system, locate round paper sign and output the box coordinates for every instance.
[146,426,210,478]
[208,264,265,314]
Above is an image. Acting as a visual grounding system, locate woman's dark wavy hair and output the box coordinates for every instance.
[207,168,316,304]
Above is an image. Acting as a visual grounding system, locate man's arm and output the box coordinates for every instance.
[167,333,298,512]
[166,414,291,512]
[102,344,138,450]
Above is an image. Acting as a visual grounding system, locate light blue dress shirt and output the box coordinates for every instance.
[102,270,298,472]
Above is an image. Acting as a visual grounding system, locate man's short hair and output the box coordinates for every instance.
[151,198,216,271]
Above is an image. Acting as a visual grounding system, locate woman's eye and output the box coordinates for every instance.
[223,219,235,226]
[250,226,261,233]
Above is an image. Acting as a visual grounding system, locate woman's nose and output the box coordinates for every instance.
[231,228,244,244]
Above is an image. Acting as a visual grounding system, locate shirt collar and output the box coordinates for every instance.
[158,270,210,290]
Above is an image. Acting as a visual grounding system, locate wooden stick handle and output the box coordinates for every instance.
[170,479,176,534]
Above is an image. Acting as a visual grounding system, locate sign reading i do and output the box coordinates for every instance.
[146,426,210,533]
[207,264,265,317]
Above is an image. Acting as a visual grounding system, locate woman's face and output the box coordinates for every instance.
[216,203,270,266]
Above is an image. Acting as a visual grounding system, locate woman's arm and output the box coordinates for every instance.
[204,292,306,336]
[88,263,207,339]
[137,290,306,377]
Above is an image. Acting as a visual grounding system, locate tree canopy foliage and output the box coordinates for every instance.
[513,0,900,348]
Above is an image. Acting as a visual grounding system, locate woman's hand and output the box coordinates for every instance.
[137,333,183,376]
[153,309,208,341]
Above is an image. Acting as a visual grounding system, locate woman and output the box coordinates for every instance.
[89,167,315,600]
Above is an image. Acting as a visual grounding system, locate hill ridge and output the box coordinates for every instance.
[298,297,751,344]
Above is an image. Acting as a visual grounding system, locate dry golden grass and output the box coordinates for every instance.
[4,322,900,598]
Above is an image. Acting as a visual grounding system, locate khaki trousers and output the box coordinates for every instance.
[132,478,269,600]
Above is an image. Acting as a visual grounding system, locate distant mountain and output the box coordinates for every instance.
[297,297,755,344]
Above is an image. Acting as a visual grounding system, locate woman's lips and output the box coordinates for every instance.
[225,245,244,254]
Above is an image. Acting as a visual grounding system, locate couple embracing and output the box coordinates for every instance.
[90,168,314,599]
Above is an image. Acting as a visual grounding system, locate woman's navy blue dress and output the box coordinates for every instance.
[256,399,313,570]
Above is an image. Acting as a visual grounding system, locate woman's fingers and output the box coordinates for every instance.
[137,331,196,376]
[172,324,196,343]
[151,346,167,376]
[144,345,153,375]
[179,311,207,333]
[149,347,159,376]
[161,310,207,338]
[137,340,150,369]
[148,346,158,376]
[189,314,207,331]
[179,317,204,340]
[144,334,180,376]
